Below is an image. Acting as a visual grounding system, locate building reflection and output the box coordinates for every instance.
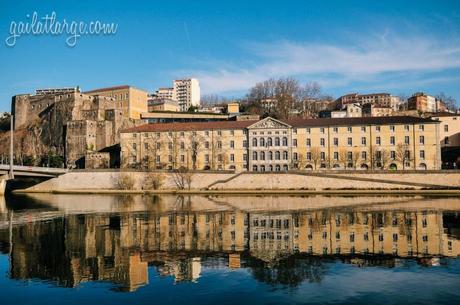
[0,195,459,291]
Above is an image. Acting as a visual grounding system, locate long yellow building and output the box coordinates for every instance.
[120,116,441,171]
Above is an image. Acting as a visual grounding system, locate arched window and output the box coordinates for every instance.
[260,151,265,160]
[275,164,281,171]
[260,165,266,172]
[283,164,288,171]
[252,138,258,147]
[275,151,281,160]
[252,151,258,160]
[260,138,265,147]
[269,165,273,171]
[275,137,280,146]
[267,138,273,146]
[252,165,258,171]
[282,137,288,146]
[283,151,288,160]
[268,151,273,160]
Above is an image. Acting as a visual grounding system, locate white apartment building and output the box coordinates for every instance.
[173,78,201,111]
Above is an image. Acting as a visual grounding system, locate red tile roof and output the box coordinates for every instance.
[121,120,258,133]
[121,116,437,133]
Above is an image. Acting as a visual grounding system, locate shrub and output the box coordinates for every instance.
[117,173,135,190]
[143,172,164,190]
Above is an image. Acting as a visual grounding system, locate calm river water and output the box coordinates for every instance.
[0,194,459,305]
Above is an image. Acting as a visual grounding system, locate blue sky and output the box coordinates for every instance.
[1,0,460,111]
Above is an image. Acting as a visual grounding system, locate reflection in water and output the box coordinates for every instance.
[0,194,459,292]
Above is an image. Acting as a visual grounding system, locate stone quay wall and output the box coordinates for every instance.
[23,170,460,192]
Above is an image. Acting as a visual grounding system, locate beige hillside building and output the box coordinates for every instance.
[83,85,148,119]
[120,116,441,171]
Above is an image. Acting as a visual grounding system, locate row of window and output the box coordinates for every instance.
[252,164,289,172]
[301,124,425,134]
[132,148,426,162]
[298,150,425,161]
[251,137,288,147]
[133,135,426,151]
[251,230,429,244]
[132,123,427,139]
[135,130,236,138]
[148,153,237,164]
[305,135,425,147]
[310,231,427,243]
[252,151,288,161]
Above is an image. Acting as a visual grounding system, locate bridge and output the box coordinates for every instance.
[0,164,68,178]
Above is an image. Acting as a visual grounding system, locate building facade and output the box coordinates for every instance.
[362,104,393,117]
[83,85,149,119]
[336,93,401,111]
[151,87,175,100]
[148,99,180,112]
[173,78,201,111]
[121,116,441,171]
[12,87,140,168]
[431,113,460,168]
[408,92,446,113]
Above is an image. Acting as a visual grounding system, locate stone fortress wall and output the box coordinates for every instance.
[11,88,140,168]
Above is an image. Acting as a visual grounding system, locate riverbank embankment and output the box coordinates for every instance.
[12,170,460,196]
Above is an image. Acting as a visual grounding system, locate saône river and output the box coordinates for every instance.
[0,194,459,305]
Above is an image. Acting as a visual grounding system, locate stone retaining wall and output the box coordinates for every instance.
[25,171,460,192]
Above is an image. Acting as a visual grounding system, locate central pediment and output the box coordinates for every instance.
[247,117,291,129]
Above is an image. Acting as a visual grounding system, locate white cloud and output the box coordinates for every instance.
[191,34,460,95]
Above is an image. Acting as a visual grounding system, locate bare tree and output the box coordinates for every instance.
[338,149,349,169]
[395,143,412,170]
[142,133,164,170]
[351,149,361,169]
[301,81,322,116]
[201,94,234,107]
[309,147,321,170]
[374,148,390,170]
[166,131,180,169]
[436,92,457,111]
[188,132,205,170]
[172,168,193,190]
[291,152,307,170]
[275,77,300,119]
[246,77,330,119]
[297,153,308,169]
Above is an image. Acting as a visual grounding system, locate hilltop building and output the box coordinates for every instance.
[408,92,446,113]
[173,78,201,111]
[151,87,175,100]
[151,79,201,112]
[83,85,149,119]
[148,99,180,112]
[336,93,401,111]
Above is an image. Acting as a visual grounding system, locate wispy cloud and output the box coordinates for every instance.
[190,33,460,95]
